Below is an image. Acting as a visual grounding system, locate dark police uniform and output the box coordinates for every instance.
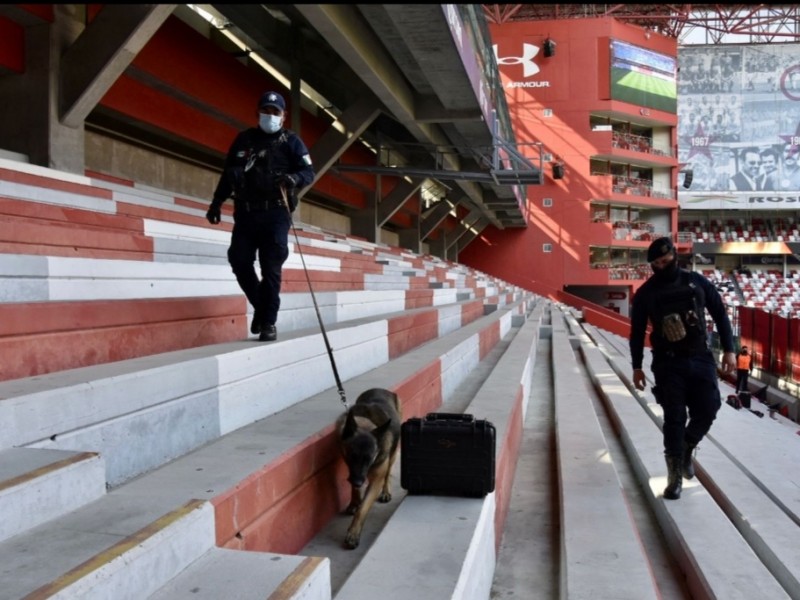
[209,125,315,336]
[630,268,735,458]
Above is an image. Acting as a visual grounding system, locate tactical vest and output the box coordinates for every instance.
[648,271,707,353]
[228,129,296,205]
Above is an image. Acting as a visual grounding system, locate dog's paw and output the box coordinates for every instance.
[378,492,392,503]
[344,503,359,515]
[343,532,360,549]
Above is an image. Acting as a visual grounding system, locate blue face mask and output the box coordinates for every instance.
[259,113,282,134]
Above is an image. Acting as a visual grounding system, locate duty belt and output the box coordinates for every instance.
[661,345,710,358]
[236,197,285,212]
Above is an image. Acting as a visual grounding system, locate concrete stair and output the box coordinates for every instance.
[558,307,798,600]
[0,448,105,544]
[334,302,546,599]
[3,284,798,599]
[0,158,518,382]
[0,195,544,598]
[0,158,540,599]
[4,159,798,599]
[0,293,538,598]
[551,316,659,599]
[13,500,216,599]
[149,551,330,600]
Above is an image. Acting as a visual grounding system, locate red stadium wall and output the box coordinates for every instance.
[459,18,677,295]
[738,305,800,384]
[95,15,416,227]
[0,17,24,74]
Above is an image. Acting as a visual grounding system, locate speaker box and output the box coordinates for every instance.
[553,163,564,180]
[683,170,693,189]
[543,38,556,58]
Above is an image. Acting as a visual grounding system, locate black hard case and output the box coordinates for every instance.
[400,412,496,497]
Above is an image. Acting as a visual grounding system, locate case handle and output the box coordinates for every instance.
[424,412,475,422]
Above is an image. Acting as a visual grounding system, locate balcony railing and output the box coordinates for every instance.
[590,263,651,280]
[609,220,670,242]
[611,131,673,158]
[608,175,675,200]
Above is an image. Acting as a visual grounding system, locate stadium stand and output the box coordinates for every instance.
[679,216,786,243]
[2,159,799,599]
[735,269,800,318]
[0,158,542,598]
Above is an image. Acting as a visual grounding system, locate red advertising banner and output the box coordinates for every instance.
[752,310,772,370]
[790,318,800,382]
[771,314,789,376]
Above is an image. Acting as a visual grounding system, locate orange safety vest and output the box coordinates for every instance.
[737,353,751,370]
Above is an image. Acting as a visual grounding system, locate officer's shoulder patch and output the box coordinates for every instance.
[302,154,313,166]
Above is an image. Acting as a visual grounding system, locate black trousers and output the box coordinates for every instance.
[227,207,291,326]
[651,351,722,457]
[735,369,750,393]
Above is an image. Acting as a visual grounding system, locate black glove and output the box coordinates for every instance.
[206,204,221,225]
[277,173,298,190]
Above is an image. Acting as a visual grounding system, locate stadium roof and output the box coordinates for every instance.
[482,4,800,44]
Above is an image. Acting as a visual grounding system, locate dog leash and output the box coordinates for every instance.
[281,186,349,411]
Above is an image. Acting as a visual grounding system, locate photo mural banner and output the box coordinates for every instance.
[678,43,800,210]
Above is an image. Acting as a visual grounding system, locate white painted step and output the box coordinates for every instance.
[4,499,215,599]
[149,549,331,600]
[0,447,106,543]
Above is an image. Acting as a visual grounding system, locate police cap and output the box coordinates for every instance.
[258,91,286,112]
[647,237,675,262]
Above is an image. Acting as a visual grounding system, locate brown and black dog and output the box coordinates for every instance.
[336,387,401,549]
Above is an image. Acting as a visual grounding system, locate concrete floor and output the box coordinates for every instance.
[489,339,558,599]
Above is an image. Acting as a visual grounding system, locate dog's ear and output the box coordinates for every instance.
[342,411,358,439]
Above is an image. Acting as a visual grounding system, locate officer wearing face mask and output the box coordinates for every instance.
[629,237,736,500]
[206,91,315,342]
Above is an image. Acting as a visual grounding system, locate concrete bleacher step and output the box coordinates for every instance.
[0,448,106,544]
[149,551,330,600]
[336,494,497,600]
[0,289,521,487]
[333,302,547,600]
[10,499,214,600]
[1,158,539,598]
[579,344,791,599]
[549,317,660,600]
[0,292,537,599]
[0,162,522,384]
[568,311,797,599]
[0,248,515,382]
[0,295,246,381]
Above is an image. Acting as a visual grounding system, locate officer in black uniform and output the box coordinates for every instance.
[206,91,315,342]
[630,237,736,500]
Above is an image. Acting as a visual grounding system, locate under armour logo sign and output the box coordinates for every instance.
[494,43,540,78]
[268,93,278,102]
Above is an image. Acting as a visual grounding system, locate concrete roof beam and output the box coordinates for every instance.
[60,4,176,128]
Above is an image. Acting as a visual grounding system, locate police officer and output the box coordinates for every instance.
[206,91,315,341]
[630,237,736,500]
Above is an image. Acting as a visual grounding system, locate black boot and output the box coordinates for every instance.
[682,441,697,480]
[250,308,262,335]
[664,455,682,500]
[259,323,277,342]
